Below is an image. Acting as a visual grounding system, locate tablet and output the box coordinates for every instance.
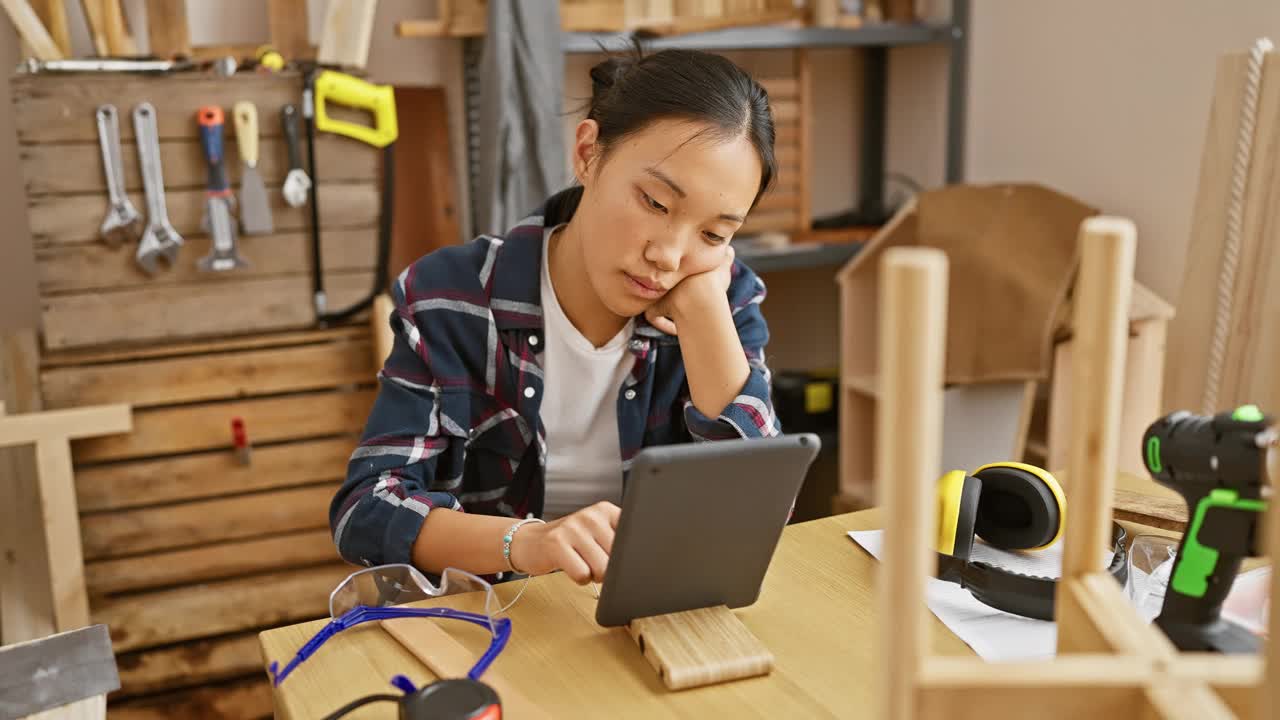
[595,433,821,627]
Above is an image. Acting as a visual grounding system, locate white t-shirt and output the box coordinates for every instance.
[538,226,635,520]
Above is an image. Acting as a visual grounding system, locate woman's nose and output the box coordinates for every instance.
[644,237,681,273]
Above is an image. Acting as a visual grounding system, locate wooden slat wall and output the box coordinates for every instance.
[12,71,383,352]
[36,326,375,715]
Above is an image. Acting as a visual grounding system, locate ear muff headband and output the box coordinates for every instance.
[935,470,967,555]
[972,461,1067,551]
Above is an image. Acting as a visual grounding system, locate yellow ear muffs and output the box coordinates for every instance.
[970,462,1066,552]
[935,469,982,559]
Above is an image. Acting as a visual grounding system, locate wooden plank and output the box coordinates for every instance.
[80,483,339,560]
[268,0,313,61]
[109,675,273,720]
[78,0,110,55]
[918,656,1149,720]
[32,0,70,56]
[1166,655,1262,720]
[101,0,137,55]
[1058,218,1133,586]
[34,439,90,632]
[11,72,297,144]
[0,0,63,60]
[1143,682,1236,720]
[116,632,263,698]
[36,228,378,296]
[143,0,189,58]
[43,334,373,409]
[71,387,373,463]
[0,404,130,446]
[390,87,461,282]
[86,528,339,595]
[42,325,366,368]
[94,563,350,652]
[316,0,378,70]
[28,182,377,247]
[0,330,54,645]
[76,436,357,512]
[877,248,948,720]
[42,271,377,351]
[20,135,378,196]
[1164,52,1251,414]
[1056,573,1177,657]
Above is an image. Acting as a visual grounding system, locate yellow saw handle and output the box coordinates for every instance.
[313,70,398,148]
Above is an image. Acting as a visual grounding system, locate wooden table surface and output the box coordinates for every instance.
[259,509,977,719]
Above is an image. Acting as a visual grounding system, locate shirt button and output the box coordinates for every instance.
[524,387,536,399]
[529,335,539,347]
[624,389,637,400]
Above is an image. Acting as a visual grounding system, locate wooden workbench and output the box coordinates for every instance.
[259,510,976,718]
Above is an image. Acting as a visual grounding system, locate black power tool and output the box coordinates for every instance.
[1140,405,1274,653]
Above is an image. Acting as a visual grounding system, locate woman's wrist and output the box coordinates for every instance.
[504,518,545,575]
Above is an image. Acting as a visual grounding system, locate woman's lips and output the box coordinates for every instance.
[624,273,666,299]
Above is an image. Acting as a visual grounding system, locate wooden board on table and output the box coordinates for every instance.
[42,271,378,351]
[11,72,301,144]
[42,329,372,409]
[29,182,376,247]
[81,483,339,560]
[75,436,354,512]
[20,134,377,196]
[115,632,264,698]
[95,563,350,653]
[109,675,272,720]
[36,228,377,296]
[86,528,339,596]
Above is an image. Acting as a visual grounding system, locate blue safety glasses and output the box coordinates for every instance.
[269,564,512,686]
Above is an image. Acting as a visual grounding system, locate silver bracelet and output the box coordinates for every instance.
[503,517,545,575]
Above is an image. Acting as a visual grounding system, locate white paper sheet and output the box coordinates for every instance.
[847,530,1112,661]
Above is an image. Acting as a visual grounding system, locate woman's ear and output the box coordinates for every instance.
[572,119,601,185]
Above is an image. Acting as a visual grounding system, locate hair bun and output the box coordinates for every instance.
[589,56,634,98]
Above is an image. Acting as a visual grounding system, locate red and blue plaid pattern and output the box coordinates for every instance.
[330,189,781,568]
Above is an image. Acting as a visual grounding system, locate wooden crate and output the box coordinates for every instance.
[35,326,373,717]
[11,69,382,353]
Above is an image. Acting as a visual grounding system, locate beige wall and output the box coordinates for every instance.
[1,1,1277,332]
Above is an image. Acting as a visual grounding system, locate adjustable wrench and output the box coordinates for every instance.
[95,105,142,247]
[133,102,183,274]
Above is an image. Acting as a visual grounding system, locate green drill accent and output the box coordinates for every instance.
[1172,488,1269,597]
[1146,435,1162,473]
[1231,404,1264,422]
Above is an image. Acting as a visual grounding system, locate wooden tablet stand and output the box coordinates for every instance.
[628,605,774,690]
[874,218,1276,719]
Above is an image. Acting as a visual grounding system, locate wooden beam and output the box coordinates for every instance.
[115,632,263,697]
[0,404,131,446]
[1057,219,1134,609]
[316,0,377,70]
[1056,573,1178,657]
[917,656,1150,720]
[1142,681,1236,720]
[876,247,948,720]
[78,0,110,55]
[0,330,53,645]
[1167,655,1262,719]
[102,0,138,55]
[0,0,63,60]
[144,0,189,58]
[32,0,70,56]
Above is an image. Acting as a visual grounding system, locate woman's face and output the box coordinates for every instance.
[570,117,762,319]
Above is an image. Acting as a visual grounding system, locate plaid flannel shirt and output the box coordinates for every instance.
[330,189,782,568]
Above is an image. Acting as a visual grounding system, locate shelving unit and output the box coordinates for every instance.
[456,2,971,242]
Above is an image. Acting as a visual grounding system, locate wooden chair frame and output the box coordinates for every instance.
[874,219,1275,720]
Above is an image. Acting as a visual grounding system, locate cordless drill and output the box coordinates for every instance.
[1140,405,1273,653]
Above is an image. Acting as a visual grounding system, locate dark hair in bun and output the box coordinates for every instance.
[582,43,776,208]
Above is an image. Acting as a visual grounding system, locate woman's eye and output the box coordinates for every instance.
[703,231,727,244]
[643,193,667,214]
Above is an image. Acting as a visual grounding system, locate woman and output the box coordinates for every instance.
[331,47,782,588]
